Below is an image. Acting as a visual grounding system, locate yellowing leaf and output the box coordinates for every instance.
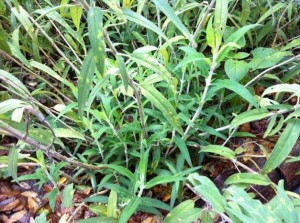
[70,5,83,31]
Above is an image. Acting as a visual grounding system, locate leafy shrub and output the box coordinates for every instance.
[0,0,299,222]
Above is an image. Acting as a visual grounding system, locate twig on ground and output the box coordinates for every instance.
[0,120,107,170]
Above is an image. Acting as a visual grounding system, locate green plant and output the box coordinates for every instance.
[0,0,299,222]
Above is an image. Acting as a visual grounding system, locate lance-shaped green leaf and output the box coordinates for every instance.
[0,27,11,54]
[187,174,225,213]
[62,184,74,208]
[206,17,215,52]
[201,145,235,159]
[140,84,183,135]
[151,0,195,46]
[214,0,228,36]
[231,108,269,128]
[0,69,30,95]
[173,136,192,167]
[78,51,95,119]
[123,9,169,43]
[0,99,25,114]
[213,79,259,108]
[145,175,184,189]
[257,3,285,24]
[88,7,105,74]
[225,173,270,186]
[163,200,201,223]
[70,5,83,31]
[118,197,141,223]
[8,146,19,181]
[262,84,300,98]
[218,24,260,61]
[53,128,85,140]
[263,120,300,173]
[129,53,175,92]
[30,61,76,92]
[116,55,129,92]
[11,6,38,44]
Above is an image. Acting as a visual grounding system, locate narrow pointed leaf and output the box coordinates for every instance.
[62,184,74,208]
[116,55,129,92]
[173,136,192,167]
[118,197,141,223]
[70,5,82,31]
[123,9,169,42]
[140,84,183,135]
[225,173,270,186]
[201,145,235,159]
[151,0,195,45]
[78,51,95,119]
[0,27,11,54]
[214,0,228,34]
[53,128,85,140]
[213,79,258,108]
[231,109,269,128]
[88,7,105,74]
[30,61,76,91]
[8,147,19,181]
[263,120,300,173]
[0,69,30,95]
[163,200,200,223]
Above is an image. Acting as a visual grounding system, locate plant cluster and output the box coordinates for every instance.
[0,0,300,222]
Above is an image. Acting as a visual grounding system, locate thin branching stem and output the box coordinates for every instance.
[0,120,107,170]
[29,16,80,74]
[130,79,148,139]
[199,103,300,137]
[192,0,216,43]
[245,53,300,87]
[183,47,219,140]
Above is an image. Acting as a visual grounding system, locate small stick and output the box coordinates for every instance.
[24,105,56,157]
[0,120,107,170]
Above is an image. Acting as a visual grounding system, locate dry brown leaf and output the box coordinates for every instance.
[141,217,154,223]
[0,199,20,212]
[243,139,255,162]
[58,213,69,223]
[18,182,31,190]
[142,216,163,223]
[8,210,27,223]
[0,214,9,223]
[27,197,39,214]
[0,197,15,207]
[21,191,38,198]
[29,217,35,223]
[239,123,251,133]
[0,183,19,197]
